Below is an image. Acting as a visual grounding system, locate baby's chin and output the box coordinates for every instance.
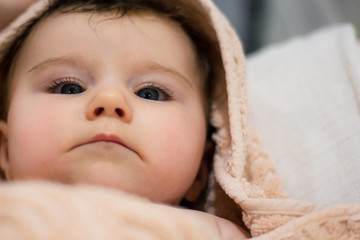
[8,170,184,206]
[7,150,189,205]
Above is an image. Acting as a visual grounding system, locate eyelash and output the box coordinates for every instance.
[46,78,174,100]
[47,76,85,93]
[137,82,174,100]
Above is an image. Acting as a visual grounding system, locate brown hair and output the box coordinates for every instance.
[0,0,217,121]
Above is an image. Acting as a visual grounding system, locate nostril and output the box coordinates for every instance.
[115,108,124,117]
[94,107,104,116]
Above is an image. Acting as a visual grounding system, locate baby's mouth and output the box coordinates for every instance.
[73,133,134,153]
[88,133,127,147]
[71,133,143,160]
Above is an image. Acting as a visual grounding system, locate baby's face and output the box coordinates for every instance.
[0,12,207,204]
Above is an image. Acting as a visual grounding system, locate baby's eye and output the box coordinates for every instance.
[56,83,84,94]
[48,78,85,94]
[135,85,172,101]
[136,88,164,101]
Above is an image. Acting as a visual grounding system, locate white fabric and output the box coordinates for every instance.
[248,24,360,207]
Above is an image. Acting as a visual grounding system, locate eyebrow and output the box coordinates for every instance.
[27,56,82,73]
[27,56,193,88]
[143,61,193,88]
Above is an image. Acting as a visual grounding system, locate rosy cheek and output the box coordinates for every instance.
[149,111,205,168]
[17,116,52,148]
[8,101,61,171]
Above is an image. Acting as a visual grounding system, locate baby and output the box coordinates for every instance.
[0,0,248,238]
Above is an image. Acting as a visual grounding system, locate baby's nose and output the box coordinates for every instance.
[86,89,132,123]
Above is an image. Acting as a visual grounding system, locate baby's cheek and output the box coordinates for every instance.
[8,107,61,175]
[151,114,205,172]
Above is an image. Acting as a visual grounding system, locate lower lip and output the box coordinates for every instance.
[79,140,137,154]
[70,141,140,162]
[87,140,127,147]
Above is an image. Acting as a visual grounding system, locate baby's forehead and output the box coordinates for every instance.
[13,11,203,89]
[30,12,197,62]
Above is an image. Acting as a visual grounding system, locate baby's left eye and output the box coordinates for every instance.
[135,87,171,101]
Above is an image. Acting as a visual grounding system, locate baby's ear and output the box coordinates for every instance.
[0,121,10,179]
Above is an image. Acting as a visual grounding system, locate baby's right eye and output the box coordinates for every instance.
[56,83,84,94]
[48,77,86,94]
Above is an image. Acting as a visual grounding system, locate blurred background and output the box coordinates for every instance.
[213,0,360,55]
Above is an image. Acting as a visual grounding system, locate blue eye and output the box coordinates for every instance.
[48,77,85,94]
[57,84,84,94]
[136,88,161,100]
[136,86,172,101]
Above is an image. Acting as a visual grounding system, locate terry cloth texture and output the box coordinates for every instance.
[0,0,359,238]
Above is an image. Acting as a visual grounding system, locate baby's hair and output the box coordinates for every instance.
[0,0,218,121]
